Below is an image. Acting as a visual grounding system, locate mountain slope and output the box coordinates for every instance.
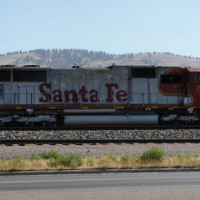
[0,49,200,68]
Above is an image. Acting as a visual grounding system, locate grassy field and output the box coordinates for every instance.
[0,147,200,171]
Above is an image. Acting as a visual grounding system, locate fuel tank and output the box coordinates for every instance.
[64,114,158,127]
[63,109,115,114]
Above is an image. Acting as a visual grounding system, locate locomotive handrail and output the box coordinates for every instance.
[2,92,182,106]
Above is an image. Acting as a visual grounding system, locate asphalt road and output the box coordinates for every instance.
[1,171,200,200]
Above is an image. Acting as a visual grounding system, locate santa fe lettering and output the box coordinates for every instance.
[39,83,128,103]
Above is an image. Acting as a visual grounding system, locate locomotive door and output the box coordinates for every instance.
[0,84,3,104]
[130,78,149,104]
[27,87,34,104]
[129,67,157,105]
[19,87,26,104]
[149,79,157,104]
[19,86,34,104]
[130,79,157,105]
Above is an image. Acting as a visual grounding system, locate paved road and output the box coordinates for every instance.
[1,171,200,200]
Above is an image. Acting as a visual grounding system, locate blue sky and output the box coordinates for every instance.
[1,0,200,57]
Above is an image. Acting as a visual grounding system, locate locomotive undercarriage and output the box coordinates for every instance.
[160,110,200,125]
[0,110,58,126]
[0,107,199,127]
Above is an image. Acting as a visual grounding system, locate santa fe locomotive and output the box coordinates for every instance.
[0,64,199,127]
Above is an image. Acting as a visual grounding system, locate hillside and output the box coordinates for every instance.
[0,49,200,68]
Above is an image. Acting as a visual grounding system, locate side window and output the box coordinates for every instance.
[0,84,3,96]
[130,68,156,78]
[0,70,11,82]
[13,70,47,82]
[160,75,181,84]
[195,73,200,83]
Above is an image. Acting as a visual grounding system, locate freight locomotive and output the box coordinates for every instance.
[0,64,199,127]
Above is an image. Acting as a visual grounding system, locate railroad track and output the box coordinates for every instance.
[1,125,200,130]
[1,139,200,145]
[1,125,200,145]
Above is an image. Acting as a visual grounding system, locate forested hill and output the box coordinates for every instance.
[1,49,200,68]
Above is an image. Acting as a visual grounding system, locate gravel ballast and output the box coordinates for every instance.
[1,143,200,159]
[0,129,200,140]
[1,129,200,159]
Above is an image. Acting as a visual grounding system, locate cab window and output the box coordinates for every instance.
[160,75,181,84]
[195,73,200,83]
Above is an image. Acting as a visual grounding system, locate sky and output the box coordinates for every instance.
[1,0,200,57]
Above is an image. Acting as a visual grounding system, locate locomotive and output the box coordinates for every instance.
[0,64,199,127]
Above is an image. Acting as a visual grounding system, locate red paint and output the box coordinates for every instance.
[89,90,99,102]
[105,83,118,102]
[39,83,51,102]
[53,90,63,102]
[186,69,200,108]
[159,68,187,96]
[79,86,88,102]
[116,90,128,102]
[159,68,200,107]
[64,90,78,102]
[39,83,128,103]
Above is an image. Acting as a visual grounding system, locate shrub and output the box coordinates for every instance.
[121,155,131,162]
[30,153,41,161]
[140,147,165,162]
[48,158,60,167]
[47,153,84,169]
[121,155,134,164]
[59,153,84,168]
[41,150,61,160]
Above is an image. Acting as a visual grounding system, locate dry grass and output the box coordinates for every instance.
[1,152,200,171]
[0,159,48,171]
[84,154,200,169]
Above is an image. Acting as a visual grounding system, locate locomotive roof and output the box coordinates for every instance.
[187,67,200,72]
[108,64,183,68]
[0,64,191,70]
[0,65,50,70]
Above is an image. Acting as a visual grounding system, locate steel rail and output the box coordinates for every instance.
[0,125,200,130]
[1,139,200,145]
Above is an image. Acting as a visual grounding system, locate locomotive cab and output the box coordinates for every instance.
[186,68,200,108]
[158,67,188,106]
